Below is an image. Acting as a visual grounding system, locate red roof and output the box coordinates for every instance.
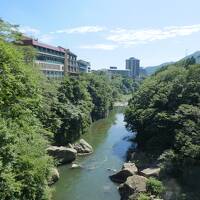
[22,38,66,53]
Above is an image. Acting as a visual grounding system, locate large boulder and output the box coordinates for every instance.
[110,162,138,183]
[118,175,148,200]
[73,139,93,155]
[140,167,160,178]
[47,146,77,164]
[48,168,60,185]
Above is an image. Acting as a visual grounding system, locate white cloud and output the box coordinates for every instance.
[106,24,200,46]
[19,26,40,35]
[80,44,117,50]
[51,26,105,34]
[39,34,54,44]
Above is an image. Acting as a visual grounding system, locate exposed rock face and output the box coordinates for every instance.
[48,168,60,185]
[140,167,160,178]
[73,139,93,155]
[118,175,147,200]
[110,162,138,183]
[47,146,77,164]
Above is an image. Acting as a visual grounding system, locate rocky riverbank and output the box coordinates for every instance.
[47,139,93,185]
[109,160,162,200]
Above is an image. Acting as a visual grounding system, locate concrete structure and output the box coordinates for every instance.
[64,49,79,75]
[126,57,140,78]
[21,38,79,78]
[77,60,91,73]
[107,67,130,77]
[110,66,118,70]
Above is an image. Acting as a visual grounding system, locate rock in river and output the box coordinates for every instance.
[110,162,138,183]
[48,168,60,185]
[73,139,93,155]
[140,167,160,178]
[47,146,77,164]
[118,175,147,200]
[71,163,82,169]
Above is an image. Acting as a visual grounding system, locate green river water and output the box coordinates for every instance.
[52,108,136,200]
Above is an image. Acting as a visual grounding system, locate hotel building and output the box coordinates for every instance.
[21,38,79,78]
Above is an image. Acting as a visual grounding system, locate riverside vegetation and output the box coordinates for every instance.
[0,19,137,200]
[125,58,200,199]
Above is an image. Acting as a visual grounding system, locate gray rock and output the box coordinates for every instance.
[73,139,93,155]
[110,162,138,183]
[47,146,77,164]
[122,162,138,173]
[48,168,59,185]
[140,167,160,178]
[118,175,148,200]
[71,163,81,169]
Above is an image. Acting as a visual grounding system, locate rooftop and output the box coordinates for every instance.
[22,37,65,53]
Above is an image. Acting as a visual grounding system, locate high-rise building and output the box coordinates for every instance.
[21,37,79,78]
[125,57,140,78]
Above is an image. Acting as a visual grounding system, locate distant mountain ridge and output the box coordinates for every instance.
[144,62,174,75]
[181,51,200,63]
[144,51,200,75]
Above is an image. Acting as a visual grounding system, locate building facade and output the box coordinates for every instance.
[107,67,130,77]
[77,60,91,73]
[21,38,79,78]
[126,57,140,78]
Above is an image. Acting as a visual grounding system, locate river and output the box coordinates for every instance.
[52,107,136,200]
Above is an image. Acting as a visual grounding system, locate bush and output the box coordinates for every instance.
[137,193,150,200]
[0,39,53,200]
[146,177,165,197]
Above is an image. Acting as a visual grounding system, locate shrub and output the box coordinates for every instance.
[146,177,165,197]
[137,193,150,200]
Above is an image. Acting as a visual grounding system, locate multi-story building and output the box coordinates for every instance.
[77,60,91,73]
[21,38,79,78]
[107,67,130,77]
[126,57,140,78]
[64,49,79,75]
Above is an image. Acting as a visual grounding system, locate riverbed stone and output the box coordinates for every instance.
[110,162,138,183]
[140,167,160,178]
[73,139,93,155]
[118,175,148,200]
[47,146,77,164]
[48,168,60,185]
[71,163,82,169]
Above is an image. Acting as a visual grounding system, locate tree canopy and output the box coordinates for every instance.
[125,60,200,175]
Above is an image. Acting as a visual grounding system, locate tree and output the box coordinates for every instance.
[125,61,200,174]
[0,39,53,200]
[53,77,93,144]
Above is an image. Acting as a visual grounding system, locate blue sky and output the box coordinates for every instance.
[1,0,200,69]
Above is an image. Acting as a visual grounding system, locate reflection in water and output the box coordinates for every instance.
[52,108,136,200]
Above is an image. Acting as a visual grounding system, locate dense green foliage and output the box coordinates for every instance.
[53,77,93,144]
[83,73,113,121]
[0,40,53,199]
[41,73,135,145]
[137,193,150,200]
[146,178,165,197]
[125,59,200,175]
[0,19,137,199]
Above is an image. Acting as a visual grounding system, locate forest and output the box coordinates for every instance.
[125,57,200,198]
[0,19,137,199]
